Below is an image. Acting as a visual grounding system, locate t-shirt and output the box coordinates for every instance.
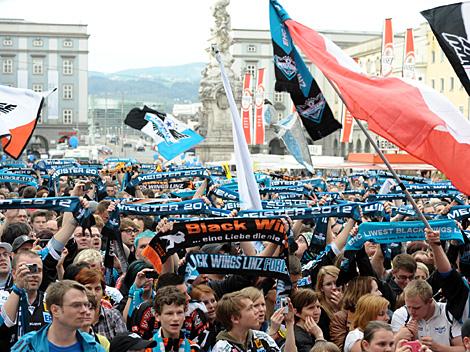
[344,328,363,352]
[48,340,83,352]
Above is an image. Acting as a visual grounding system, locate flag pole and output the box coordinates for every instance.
[324,78,432,229]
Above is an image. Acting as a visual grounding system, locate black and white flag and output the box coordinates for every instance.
[422,2,470,95]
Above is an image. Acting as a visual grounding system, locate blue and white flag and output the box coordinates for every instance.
[125,105,204,161]
[276,113,314,174]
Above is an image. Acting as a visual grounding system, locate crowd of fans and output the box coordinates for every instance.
[0,164,468,352]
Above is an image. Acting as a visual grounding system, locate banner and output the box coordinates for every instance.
[346,219,463,251]
[185,253,290,282]
[421,3,470,95]
[239,203,362,220]
[403,28,416,80]
[142,217,289,271]
[254,68,266,145]
[241,72,253,144]
[269,3,341,141]
[125,106,204,161]
[0,173,37,186]
[381,18,394,77]
[340,106,354,143]
[276,113,314,173]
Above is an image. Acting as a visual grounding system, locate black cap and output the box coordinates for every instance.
[110,332,156,352]
[462,319,470,338]
[12,235,35,252]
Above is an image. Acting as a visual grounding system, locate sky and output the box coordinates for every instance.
[0,0,457,73]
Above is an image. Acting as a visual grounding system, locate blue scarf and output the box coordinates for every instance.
[128,169,209,188]
[0,173,38,186]
[345,219,463,251]
[239,203,362,220]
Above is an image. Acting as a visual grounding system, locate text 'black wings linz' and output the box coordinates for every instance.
[269,1,341,141]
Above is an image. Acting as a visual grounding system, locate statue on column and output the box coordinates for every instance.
[197,0,241,161]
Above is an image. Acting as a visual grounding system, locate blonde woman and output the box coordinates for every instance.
[315,265,342,340]
[344,294,390,352]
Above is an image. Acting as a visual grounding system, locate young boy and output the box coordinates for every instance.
[147,286,199,352]
[213,291,296,352]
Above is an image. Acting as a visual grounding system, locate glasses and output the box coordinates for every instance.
[396,274,415,281]
[62,302,93,310]
[122,228,138,233]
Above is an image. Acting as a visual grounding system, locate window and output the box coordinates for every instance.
[2,58,13,74]
[440,50,445,63]
[440,78,444,92]
[63,84,73,99]
[247,44,257,53]
[3,38,12,46]
[459,106,464,114]
[32,58,43,75]
[63,39,73,48]
[32,84,43,92]
[63,59,73,75]
[63,109,73,124]
[246,64,256,78]
[432,51,435,63]
[33,38,43,47]
[450,77,455,91]
[274,92,284,103]
[277,112,284,120]
[431,79,435,89]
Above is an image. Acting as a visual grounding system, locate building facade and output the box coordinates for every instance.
[0,18,89,153]
[230,28,381,156]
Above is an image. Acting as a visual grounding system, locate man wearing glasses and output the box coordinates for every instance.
[11,280,105,351]
[120,219,140,264]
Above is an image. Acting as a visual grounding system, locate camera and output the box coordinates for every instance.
[26,264,38,273]
[145,271,158,279]
[280,297,289,313]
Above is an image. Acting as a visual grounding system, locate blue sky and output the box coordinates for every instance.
[0,0,455,72]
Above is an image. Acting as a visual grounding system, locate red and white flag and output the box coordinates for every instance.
[277,3,470,194]
[381,18,394,77]
[403,28,416,80]
[241,72,253,145]
[254,68,265,145]
[0,85,45,159]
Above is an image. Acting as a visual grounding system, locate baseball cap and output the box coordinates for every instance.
[12,235,35,252]
[0,242,12,252]
[110,332,156,352]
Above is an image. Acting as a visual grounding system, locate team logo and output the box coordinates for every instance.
[160,231,186,250]
[0,102,17,115]
[255,86,265,107]
[241,89,253,110]
[296,93,326,124]
[434,326,446,334]
[442,32,470,68]
[145,113,189,144]
[274,55,297,80]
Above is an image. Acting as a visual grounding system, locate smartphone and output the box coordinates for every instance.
[26,263,38,273]
[145,271,158,279]
[403,341,421,352]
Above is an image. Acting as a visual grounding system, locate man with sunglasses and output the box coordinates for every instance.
[11,280,105,351]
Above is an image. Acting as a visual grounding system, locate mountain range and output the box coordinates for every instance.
[88,62,206,110]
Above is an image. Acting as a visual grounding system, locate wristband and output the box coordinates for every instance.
[11,284,25,296]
